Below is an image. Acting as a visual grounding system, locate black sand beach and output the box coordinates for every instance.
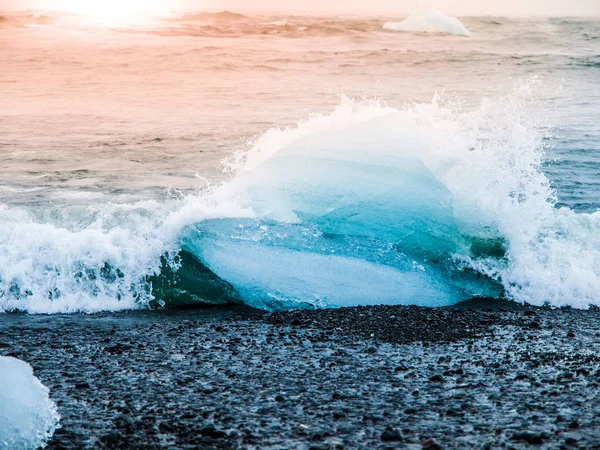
[2,303,600,449]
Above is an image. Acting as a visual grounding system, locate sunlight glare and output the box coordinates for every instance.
[60,0,169,25]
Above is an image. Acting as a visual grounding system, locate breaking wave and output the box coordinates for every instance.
[2,85,600,313]
[0,10,65,27]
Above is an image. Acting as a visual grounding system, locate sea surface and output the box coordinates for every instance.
[1,10,599,312]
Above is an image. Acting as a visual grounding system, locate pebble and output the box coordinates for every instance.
[3,304,600,449]
[200,425,227,439]
[381,428,403,442]
[511,432,545,444]
[422,438,442,449]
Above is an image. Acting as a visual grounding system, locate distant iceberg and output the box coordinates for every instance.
[0,357,59,449]
[384,9,471,36]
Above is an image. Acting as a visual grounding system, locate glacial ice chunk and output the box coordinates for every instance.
[384,9,471,36]
[182,110,502,309]
[192,238,458,310]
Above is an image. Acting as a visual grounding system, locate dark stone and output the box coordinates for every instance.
[104,344,132,355]
[114,415,136,432]
[333,410,346,419]
[429,375,444,382]
[422,438,442,449]
[200,425,227,439]
[5,302,600,449]
[511,432,544,444]
[565,437,578,446]
[381,428,402,442]
[99,432,122,445]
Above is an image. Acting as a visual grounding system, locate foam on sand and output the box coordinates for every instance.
[0,357,60,449]
[384,9,471,36]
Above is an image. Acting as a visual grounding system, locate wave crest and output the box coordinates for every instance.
[2,84,600,312]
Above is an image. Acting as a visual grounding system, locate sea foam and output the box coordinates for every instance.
[1,86,600,312]
[384,9,471,36]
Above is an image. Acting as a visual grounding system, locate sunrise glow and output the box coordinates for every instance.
[58,0,169,25]
[2,0,600,448]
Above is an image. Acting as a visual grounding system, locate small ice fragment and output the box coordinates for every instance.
[0,356,60,450]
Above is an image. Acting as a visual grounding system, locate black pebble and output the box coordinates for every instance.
[511,432,544,444]
[99,432,122,445]
[422,438,442,449]
[565,437,578,446]
[333,410,346,419]
[381,428,402,442]
[200,425,227,439]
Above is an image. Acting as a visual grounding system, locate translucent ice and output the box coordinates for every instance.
[0,356,59,449]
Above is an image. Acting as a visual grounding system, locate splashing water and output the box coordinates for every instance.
[1,84,599,312]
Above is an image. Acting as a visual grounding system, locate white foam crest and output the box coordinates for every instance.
[3,85,600,311]
[0,201,173,313]
[0,191,252,313]
[384,9,471,37]
[217,85,600,308]
[409,85,600,307]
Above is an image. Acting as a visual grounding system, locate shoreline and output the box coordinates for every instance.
[1,302,599,449]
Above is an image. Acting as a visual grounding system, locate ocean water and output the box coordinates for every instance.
[1,10,599,312]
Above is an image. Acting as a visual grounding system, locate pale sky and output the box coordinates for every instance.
[2,0,599,16]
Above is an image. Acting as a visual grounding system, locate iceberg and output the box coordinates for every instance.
[384,9,471,36]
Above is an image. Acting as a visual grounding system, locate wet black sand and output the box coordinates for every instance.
[2,302,600,449]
